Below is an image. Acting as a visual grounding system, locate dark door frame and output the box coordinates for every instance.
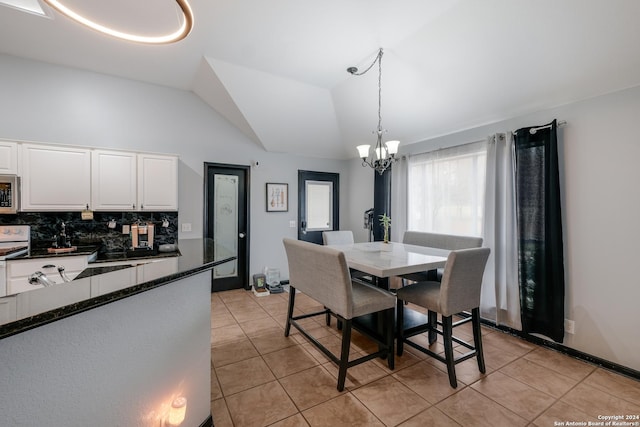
[203,162,251,291]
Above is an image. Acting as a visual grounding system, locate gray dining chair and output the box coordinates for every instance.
[322,230,372,287]
[322,230,354,245]
[396,247,490,388]
[398,231,484,337]
[283,238,396,391]
[401,231,483,283]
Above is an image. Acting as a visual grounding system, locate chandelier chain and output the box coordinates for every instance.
[378,49,383,132]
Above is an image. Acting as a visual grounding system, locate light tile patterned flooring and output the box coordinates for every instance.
[210,289,640,427]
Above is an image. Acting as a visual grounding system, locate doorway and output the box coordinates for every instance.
[297,170,339,245]
[204,163,250,291]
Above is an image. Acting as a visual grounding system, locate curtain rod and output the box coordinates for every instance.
[514,120,567,135]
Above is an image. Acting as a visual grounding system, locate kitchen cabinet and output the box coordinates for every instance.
[6,255,90,295]
[21,144,91,211]
[0,296,16,324]
[89,266,137,296]
[91,150,137,211]
[0,141,18,174]
[137,153,178,211]
[136,257,178,282]
[16,281,91,320]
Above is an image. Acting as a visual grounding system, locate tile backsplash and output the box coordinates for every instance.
[0,212,178,254]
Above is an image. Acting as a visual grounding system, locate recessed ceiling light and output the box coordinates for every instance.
[41,0,194,44]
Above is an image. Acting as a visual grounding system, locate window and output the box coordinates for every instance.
[407,141,487,236]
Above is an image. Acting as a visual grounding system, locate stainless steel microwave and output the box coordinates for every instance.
[0,175,20,214]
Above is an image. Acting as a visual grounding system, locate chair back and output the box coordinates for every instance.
[322,230,355,245]
[402,231,483,250]
[283,238,355,318]
[438,247,491,316]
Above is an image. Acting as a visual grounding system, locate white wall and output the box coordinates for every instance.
[346,86,640,371]
[0,53,350,280]
[0,271,212,427]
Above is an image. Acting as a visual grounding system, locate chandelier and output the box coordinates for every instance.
[348,48,400,175]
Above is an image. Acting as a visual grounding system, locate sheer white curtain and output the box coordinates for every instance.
[481,133,521,329]
[391,155,408,242]
[407,142,487,237]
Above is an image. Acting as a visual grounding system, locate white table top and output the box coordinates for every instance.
[328,241,449,278]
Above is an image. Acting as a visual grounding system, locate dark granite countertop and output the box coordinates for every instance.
[15,245,100,259]
[92,249,180,263]
[0,238,236,340]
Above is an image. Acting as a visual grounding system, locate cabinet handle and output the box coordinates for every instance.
[42,264,55,269]
[86,203,89,210]
[141,204,144,210]
[132,203,135,209]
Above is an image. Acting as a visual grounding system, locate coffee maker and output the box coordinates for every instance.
[131,222,155,250]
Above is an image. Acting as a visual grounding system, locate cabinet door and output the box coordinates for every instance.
[92,150,137,211]
[0,141,18,174]
[137,154,178,211]
[0,296,17,324]
[21,144,91,211]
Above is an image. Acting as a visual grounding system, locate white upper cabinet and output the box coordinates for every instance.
[0,141,18,174]
[21,144,91,211]
[137,153,178,211]
[91,150,137,211]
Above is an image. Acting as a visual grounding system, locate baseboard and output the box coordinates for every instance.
[200,414,213,427]
[478,317,640,381]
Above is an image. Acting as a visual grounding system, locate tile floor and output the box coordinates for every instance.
[210,289,640,427]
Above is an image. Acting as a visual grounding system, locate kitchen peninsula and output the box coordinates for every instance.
[0,239,234,427]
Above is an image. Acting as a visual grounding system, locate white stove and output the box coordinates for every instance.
[0,225,30,297]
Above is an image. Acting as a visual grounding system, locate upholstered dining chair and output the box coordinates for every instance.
[283,238,396,391]
[400,231,483,283]
[322,230,354,245]
[322,230,372,287]
[396,247,490,388]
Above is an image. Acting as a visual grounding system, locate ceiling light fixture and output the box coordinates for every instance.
[348,48,399,175]
[42,0,194,44]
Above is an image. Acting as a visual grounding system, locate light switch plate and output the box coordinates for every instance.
[181,223,192,232]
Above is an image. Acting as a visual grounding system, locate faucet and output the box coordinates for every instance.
[57,265,72,282]
[28,271,56,287]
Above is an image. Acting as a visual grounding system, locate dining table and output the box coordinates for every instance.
[327,240,449,289]
[327,240,450,343]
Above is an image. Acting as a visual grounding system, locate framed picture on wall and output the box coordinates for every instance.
[266,183,288,212]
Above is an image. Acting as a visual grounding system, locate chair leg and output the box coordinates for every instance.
[284,286,296,337]
[396,297,404,356]
[428,310,438,345]
[337,319,352,392]
[442,315,457,388]
[325,308,331,326]
[385,307,395,370]
[471,307,486,374]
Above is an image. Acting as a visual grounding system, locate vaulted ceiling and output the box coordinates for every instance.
[2,0,640,159]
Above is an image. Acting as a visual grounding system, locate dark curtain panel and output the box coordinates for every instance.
[514,119,565,343]
[373,166,392,241]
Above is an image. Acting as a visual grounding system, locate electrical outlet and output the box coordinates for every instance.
[181,223,192,232]
[564,319,575,334]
